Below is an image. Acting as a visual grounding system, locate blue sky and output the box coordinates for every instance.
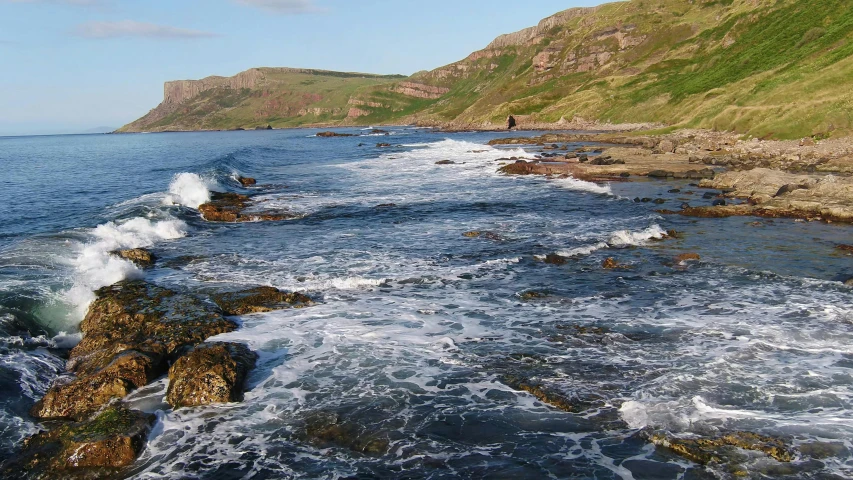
[0,0,604,135]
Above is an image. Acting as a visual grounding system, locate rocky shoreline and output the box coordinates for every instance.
[489,129,853,223]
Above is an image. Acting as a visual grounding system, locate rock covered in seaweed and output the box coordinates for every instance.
[5,404,154,478]
[31,281,237,420]
[644,429,795,466]
[166,342,258,408]
[211,286,313,315]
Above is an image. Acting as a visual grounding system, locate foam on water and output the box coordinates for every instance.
[63,217,188,322]
[162,172,213,209]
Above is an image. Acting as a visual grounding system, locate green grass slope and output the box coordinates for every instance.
[123,0,853,139]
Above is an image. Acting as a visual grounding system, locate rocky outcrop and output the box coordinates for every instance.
[392,82,450,99]
[646,430,794,465]
[211,286,313,316]
[31,281,237,420]
[198,192,299,223]
[112,248,156,268]
[166,343,258,408]
[4,404,154,477]
[486,7,601,49]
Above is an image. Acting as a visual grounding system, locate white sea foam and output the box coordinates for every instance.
[556,224,666,258]
[552,176,613,195]
[64,217,187,320]
[163,172,212,209]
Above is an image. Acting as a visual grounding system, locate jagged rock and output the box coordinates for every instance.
[645,430,794,465]
[602,257,623,269]
[316,131,354,137]
[211,286,313,315]
[519,290,546,301]
[166,343,258,408]
[6,404,154,477]
[238,176,257,187]
[31,351,161,421]
[112,248,156,268]
[199,192,296,223]
[31,281,237,420]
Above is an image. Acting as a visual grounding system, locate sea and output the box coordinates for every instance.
[0,128,852,479]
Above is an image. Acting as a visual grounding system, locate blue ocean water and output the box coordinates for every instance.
[1,128,852,478]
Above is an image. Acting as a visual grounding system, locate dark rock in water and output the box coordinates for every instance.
[375,203,397,208]
[462,231,502,241]
[435,160,455,165]
[370,129,389,134]
[712,199,727,207]
[519,290,546,301]
[500,375,586,413]
[703,192,718,199]
[681,202,691,209]
[112,248,156,268]
[647,170,673,178]
[31,281,237,420]
[7,404,154,477]
[641,198,652,203]
[602,257,625,270]
[565,152,578,160]
[675,253,701,263]
[668,189,681,194]
[316,131,354,137]
[644,430,794,465]
[507,115,517,130]
[302,411,390,455]
[633,197,642,203]
[237,176,257,187]
[620,172,631,178]
[376,143,392,148]
[578,154,589,163]
[211,286,313,316]
[543,254,567,265]
[199,192,297,223]
[166,342,257,408]
[653,198,666,205]
[836,244,853,253]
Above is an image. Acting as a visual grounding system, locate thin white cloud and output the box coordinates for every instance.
[234,0,325,14]
[74,20,218,39]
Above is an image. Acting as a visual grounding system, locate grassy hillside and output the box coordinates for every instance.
[122,0,853,139]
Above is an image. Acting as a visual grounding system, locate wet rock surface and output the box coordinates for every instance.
[111,248,156,268]
[316,131,354,137]
[199,192,298,223]
[211,286,313,315]
[31,281,237,420]
[5,404,154,478]
[301,411,391,455]
[237,176,256,187]
[166,342,258,408]
[645,430,795,466]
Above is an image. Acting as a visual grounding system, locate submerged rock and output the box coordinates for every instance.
[462,231,502,241]
[31,281,237,420]
[6,404,154,477]
[542,254,567,265]
[199,192,297,223]
[500,375,590,413]
[646,430,794,465]
[316,131,354,137]
[435,160,455,165]
[211,286,313,315]
[111,248,156,268]
[675,253,701,263]
[302,411,390,455]
[166,342,257,408]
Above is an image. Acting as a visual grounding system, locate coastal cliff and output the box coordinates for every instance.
[122,0,853,139]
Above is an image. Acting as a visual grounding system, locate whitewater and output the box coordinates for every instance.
[0,128,852,479]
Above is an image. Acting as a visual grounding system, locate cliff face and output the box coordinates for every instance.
[123,0,853,139]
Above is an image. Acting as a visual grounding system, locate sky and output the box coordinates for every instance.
[0,0,605,135]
